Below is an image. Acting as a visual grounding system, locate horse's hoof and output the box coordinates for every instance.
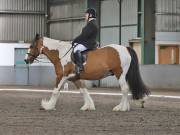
[113,104,130,112]
[41,98,57,111]
[80,105,95,111]
[39,107,45,110]
[40,107,56,111]
[112,106,124,111]
[141,101,145,108]
[113,107,128,112]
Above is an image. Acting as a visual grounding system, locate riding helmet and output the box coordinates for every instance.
[85,8,97,18]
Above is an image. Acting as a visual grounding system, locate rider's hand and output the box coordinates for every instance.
[72,41,75,47]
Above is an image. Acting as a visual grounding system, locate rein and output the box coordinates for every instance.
[60,46,74,60]
[34,58,51,63]
[27,44,75,64]
[26,53,51,63]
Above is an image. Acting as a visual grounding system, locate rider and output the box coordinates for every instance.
[72,8,98,75]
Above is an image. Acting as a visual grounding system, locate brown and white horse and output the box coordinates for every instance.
[24,34,150,111]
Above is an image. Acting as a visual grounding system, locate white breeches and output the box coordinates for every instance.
[73,43,87,53]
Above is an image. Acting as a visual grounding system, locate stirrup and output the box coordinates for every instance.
[75,65,84,75]
[75,66,80,75]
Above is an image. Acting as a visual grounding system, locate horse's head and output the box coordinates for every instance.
[24,34,43,64]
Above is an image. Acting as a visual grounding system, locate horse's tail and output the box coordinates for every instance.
[126,47,150,100]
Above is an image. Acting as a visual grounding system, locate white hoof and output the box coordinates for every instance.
[113,102,130,112]
[41,99,56,111]
[80,104,96,111]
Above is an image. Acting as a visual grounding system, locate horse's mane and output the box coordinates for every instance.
[43,37,72,66]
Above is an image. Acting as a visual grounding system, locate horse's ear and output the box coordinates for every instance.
[35,33,40,40]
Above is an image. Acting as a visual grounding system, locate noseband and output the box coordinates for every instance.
[26,52,37,59]
[26,46,44,59]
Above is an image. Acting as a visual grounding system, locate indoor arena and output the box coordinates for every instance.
[0,0,180,135]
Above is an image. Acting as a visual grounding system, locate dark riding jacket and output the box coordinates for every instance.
[72,19,98,49]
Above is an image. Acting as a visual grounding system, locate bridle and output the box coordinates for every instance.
[26,46,44,62]
[26,52,37,59]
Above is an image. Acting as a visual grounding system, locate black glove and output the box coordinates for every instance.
[72,42,78,47]
[72,41,75,47]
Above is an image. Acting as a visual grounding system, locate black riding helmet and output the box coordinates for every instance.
[85,8,97,19]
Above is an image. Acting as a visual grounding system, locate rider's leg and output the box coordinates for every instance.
[73,44,87,74]
[73,43,87,53]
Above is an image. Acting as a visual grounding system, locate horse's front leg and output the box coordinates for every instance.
[41,76,67,110]
[73,80,95,111]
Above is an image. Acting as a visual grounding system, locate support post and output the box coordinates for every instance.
[140,0,155,64]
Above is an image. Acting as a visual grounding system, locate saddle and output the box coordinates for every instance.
[71,42,100,65]
[71,49,95,65]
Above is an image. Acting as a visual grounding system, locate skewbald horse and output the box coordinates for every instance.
[24,34,150,111]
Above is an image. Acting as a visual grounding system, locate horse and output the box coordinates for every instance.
[24,34,150,111]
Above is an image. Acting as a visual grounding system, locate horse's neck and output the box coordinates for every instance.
[42,47,64,78]
[43,37,72,66]
[42,47,60,64]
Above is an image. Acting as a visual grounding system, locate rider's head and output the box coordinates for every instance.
[85,8,97,22]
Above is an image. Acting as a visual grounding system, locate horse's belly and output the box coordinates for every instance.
[80,70,109,80]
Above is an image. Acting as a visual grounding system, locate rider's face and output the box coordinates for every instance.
[85,13,89,22]
[85,13,93,22]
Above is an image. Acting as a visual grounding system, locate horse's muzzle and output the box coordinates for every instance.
[24,59,29,64]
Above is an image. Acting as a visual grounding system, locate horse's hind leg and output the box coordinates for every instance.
[73,80,95,111]
[113,75,130,111]
[113,65,130,111]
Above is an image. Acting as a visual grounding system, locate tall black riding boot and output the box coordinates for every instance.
[74,51,84,75]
